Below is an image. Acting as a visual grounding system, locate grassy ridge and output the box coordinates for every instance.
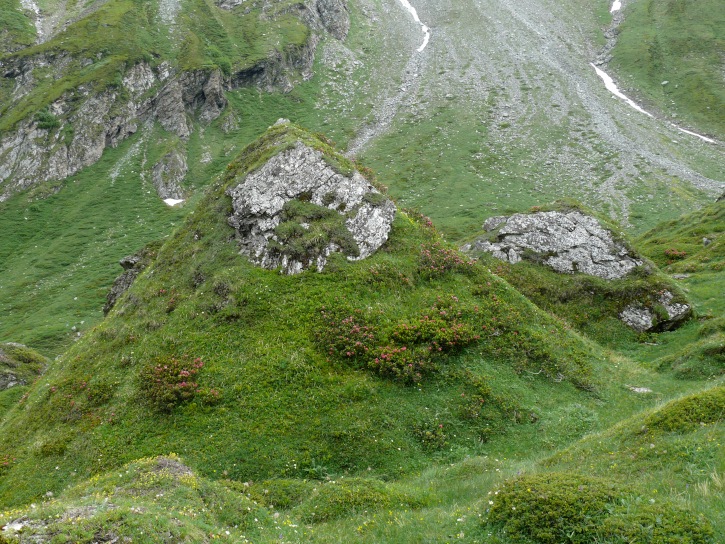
[611,0,725,138]
[0,124,610,507]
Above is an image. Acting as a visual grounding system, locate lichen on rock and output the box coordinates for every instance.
[468,210,641,280]
[226,135,395,274]
[465,208,693,332]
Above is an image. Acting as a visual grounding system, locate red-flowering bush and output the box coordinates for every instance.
[418,242,475,278]
[369,345,433,384]
[0,453,15,474]
[316,306,379,361]
[140,355,205,412]
[664,248,687,261]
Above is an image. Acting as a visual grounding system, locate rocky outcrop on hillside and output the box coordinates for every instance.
[226,134,395,274]
[0,343,47,390]
[619,291,691,332]
[0,64,226,201]
[466,211,642,280]
[103,245,158,315]
[464,210,692,332]
[0,0,350,201]
[152,147,188,200]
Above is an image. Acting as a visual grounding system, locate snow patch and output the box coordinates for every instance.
[164,198,184,206]
[673,126,716,144]
[590,63,653,117]
[591,64,717,144]
[610,0,622,13]
[397,0,430,52]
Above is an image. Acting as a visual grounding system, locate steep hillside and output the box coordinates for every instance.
[0,0,345,200]
[0,123,618,506]
[611,0,725,138]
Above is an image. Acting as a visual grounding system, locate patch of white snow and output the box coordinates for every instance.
[610,0,622,13]
[591,65,717,144]
[164,198,184,206]
[673,126,716,144]
[397,0,430,52]
[590,63,653,117]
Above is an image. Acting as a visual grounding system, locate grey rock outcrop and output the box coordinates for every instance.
[464,209,692,332]
[153,147,188,200]
[226,139,396,274]
[467,211,642,280]
[0,64,226,201]
[619,290,692,332]
[103,249,155,314]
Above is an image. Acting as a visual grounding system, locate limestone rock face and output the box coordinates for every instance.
[468,211,642,280]
[153,147,188,200]
[0,64,226,201]
[619,290,692,332]
[227,141,395,274]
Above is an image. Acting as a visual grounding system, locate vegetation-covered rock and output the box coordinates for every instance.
[0,343,46,391]
[466,203,693,337]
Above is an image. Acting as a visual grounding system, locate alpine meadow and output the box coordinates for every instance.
[0,0,723,542]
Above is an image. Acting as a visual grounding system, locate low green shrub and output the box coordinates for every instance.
[644,386,725,432]
[486,473,620,543]
[485,472,714,543]
[597,500,713,544]
[294,478,428,523]
[246,479,316,509]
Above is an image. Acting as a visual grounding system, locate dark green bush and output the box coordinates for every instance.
[486,473,620,543]
[644,386,725,432]
[294,478,428,523]
[596,501,713,544]
[35,109,61,130]
[485,473,714,543]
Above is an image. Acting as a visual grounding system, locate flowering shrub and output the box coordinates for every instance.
[391,296,481,353]
[0,453,16,474]
[317,295,484,384]
[664,248,687,261]
[316,306,379,361]
[418,242,475,279]
[140,355,205,412]
[413,421,447,450]
[369,345,432,384]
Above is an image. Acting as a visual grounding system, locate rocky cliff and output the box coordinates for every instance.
[0,0,350,202]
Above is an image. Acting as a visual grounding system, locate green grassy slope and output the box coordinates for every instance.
[611,0,725,138]
[0,124,617,507]
[0,0,35,52]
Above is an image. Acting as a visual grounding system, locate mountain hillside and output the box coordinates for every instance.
[0,0,723,542]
